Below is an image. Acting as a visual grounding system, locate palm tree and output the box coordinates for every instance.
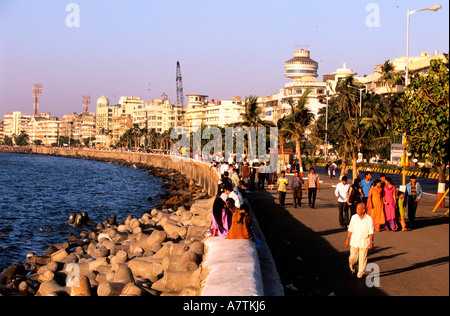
[277,115,291,170]
[118,129,133,149]
[334,76,371,180]
[147,128,157,150]
[283,89,315,176]
[131,124,141,149]
[379,60,397,93]
[240,95,265,128]
[335,76,361,119]
[232,95,275,161]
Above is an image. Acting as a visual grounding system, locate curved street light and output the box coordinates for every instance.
[405,4,442,86]
[402,4,442,189]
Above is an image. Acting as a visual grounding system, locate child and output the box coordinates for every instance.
[397,191,408,232]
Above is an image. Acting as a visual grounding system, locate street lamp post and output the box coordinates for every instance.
[325,85,330,159]
[359,87,366,117]
[402,4,442,190]
[405,5,442,86]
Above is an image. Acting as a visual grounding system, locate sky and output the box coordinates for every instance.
[0,0,448,118]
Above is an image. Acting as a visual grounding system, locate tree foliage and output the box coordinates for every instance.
[394,55,449,179]
[14,131,29,146]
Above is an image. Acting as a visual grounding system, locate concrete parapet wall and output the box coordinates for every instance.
[202,238,264,296]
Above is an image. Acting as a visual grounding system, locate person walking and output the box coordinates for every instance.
[366,179,385,232]
[405,175,423,229]
[328,162,334,179]
[277,171,289,207]
[242,162,250,188]
[290,171,304,208]
[345,203,375,280]
[360,171,374,205]
[258,163,266,190]
[306,168,320,208]
[397,191,408,231]
[335,175,351,228]
[383,177,397,231]
[348,177,364,217]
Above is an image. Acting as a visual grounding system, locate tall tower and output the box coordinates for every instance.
[82,96,91,113]
[176,61,184,107]
[32,84,43,116]
[284,50,319,82]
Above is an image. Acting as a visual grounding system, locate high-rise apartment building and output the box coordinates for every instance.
[62,112,96,143]
[96,96,121,135]
[141,99,184,133]
[29,114,60,146]
[3,111,32,138]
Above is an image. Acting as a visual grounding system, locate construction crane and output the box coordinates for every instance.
[176,61,184,107]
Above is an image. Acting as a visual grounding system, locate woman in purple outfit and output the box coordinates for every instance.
[383,177,398,231]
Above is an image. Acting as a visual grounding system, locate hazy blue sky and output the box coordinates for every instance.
[0,0,448,118]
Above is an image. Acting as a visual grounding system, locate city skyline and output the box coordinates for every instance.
[0,0,449,119]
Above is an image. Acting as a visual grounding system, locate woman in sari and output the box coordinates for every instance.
[367,179,385,231]
[383,177,398,231]
[209,198,233,237]
[348,177,364,217]
[226,200,255,242]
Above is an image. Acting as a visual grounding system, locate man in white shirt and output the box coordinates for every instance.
[345,203,375,279]
[335,175,351,228]
[220,185,241,209]
[219,162,229,175]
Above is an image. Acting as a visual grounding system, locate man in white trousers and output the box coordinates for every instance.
[345,203,375,279]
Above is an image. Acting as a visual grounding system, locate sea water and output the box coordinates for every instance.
[0,152,165,271]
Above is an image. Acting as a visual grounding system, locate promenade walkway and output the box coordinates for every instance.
[246,174,449,296]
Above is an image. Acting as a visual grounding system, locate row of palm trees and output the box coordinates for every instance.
[115,60,404,177]
[237,60,405,179]
[116,124,172,151]
[315,62,404,179]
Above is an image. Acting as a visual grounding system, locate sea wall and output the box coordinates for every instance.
[26,147,267,296]
[31,147,218,198]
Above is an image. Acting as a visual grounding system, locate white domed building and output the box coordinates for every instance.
[95,95,121,145]
[96,95,110,108]
[260,50,359,129]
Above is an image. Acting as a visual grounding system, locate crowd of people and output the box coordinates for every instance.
[339,171,423,280]
[205,159,327,242]
[206,159,311,242]
[207,160,262,242]
[205,158,426,282]
[335,171,423,232]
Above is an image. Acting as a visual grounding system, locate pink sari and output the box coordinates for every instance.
[210,208,232,237]
[383,185,397,222]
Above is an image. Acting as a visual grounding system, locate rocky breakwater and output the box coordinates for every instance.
[0,167,215,297]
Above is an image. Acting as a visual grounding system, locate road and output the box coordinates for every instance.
[246,174,449,296]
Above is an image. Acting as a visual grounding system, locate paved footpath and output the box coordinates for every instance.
[246,175,449,296]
